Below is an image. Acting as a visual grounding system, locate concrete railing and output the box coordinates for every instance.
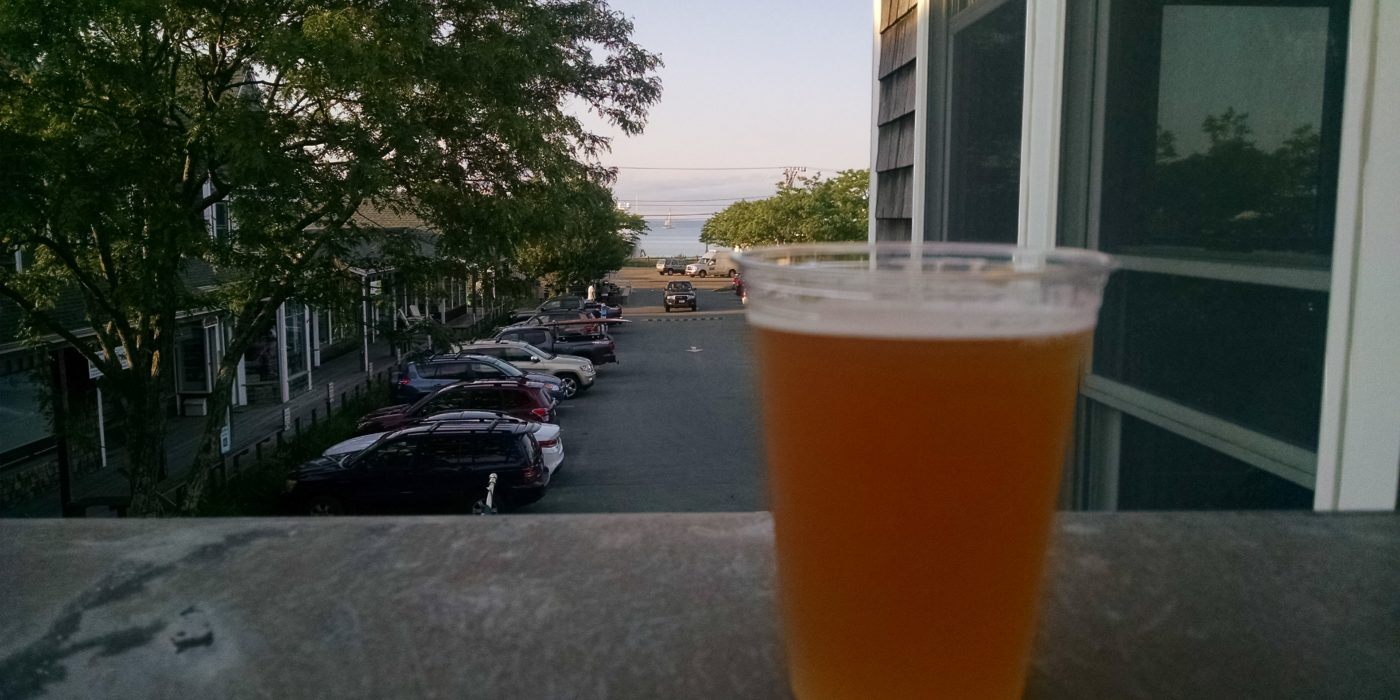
[2,511,1397,698]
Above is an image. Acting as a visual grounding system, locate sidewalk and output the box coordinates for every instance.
[2,341,398,517]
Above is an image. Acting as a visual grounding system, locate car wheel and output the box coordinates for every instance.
[306,495,345,516]
[664,305,671,312]
[507,487,547,509]
[557,374,580,399]
[698,270,707,278]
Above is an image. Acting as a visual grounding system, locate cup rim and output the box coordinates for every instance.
[733,242,1116,282]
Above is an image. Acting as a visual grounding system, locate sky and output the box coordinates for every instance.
[582,0,873,232]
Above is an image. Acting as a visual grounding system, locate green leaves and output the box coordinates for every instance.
[701,169,869,249]
[0,0,661,511]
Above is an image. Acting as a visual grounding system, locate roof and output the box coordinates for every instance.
[390,420,533,438]
[351,202,433,232]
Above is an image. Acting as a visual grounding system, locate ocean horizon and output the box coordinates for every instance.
[632,219,710,257]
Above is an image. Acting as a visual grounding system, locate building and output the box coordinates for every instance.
[0,199,474,509]
[870,0,1398,511]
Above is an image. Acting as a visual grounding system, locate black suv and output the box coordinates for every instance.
[285,420,548,515]
[664,280,697,312]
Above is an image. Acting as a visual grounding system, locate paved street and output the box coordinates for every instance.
[528,278,767,513]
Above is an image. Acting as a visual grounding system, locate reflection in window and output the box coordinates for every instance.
[285,305,307,377]
[0,364,48,454]
[1094,271,1328,450]
[945,0,1025,244]
[178,325,209,393]
[1117,415,1312,510]
[1103,2,1346,259]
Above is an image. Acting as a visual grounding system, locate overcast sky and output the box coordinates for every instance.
[583,0,873,225]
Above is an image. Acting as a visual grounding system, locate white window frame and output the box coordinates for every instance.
[1313,0,1400,511]
[891,0,1398,511]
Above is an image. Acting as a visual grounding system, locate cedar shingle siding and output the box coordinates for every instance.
[875,0,918,242]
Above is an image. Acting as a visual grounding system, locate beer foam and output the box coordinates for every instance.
[736,243,1113,340]
[745,298,1101,339]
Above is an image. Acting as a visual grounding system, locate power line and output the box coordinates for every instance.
[621,196,772,203]
[611,164,851,172]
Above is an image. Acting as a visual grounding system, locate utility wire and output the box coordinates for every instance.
[611,165,850,172]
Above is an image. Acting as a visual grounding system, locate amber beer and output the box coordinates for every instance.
[740,243,1112,699]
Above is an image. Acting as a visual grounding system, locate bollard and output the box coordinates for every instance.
[326,381,335,414]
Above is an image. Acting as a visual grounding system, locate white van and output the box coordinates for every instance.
[684,249,739,278]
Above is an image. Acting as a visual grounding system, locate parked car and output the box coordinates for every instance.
[286,421,548,515]
[494,325,617,364]
[685,250,739,278]
[356,379,557,434]
[521,309,602,334]
[453,339,596,398]
[325,410,565,477]
[425,411,564,476]
[538,295,585,311]
[664,280,698,312]
[655,258,686,275]
[395,354,563,401]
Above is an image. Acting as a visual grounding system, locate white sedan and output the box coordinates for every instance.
[322,410,564,477]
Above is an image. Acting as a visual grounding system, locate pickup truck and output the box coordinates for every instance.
[664,280,698,312]
[494,325,617,364]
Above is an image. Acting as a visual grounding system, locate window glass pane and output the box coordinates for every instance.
[363,440,416,471]
[0,362,48,453]
[1117,414,1312,510]
[285,306,307,376]
[465,389,499,410]
[469,362,506,378]
[472,435,516,466]
[505,349,533,362]
[245,332,278,381]
[945,0,1025,244]
[1102,2,1345,261]
[177,325,208,393]
[423,391,469,414]
[1093,271,1327,449]
[423,362,465,380]
[422,437,473,469]
[501,390,530,409]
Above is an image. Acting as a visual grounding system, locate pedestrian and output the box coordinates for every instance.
[586,282,597,302]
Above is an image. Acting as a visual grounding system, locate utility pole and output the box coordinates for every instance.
[781,166,807,188]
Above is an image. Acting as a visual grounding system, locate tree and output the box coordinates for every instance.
[512,178,645,294]
[1150,109,1325,251]
[0,0,660,513]
[700,169,868,249]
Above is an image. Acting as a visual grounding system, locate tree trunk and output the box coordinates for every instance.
[123,386,169,516]
[179,363,239,513]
